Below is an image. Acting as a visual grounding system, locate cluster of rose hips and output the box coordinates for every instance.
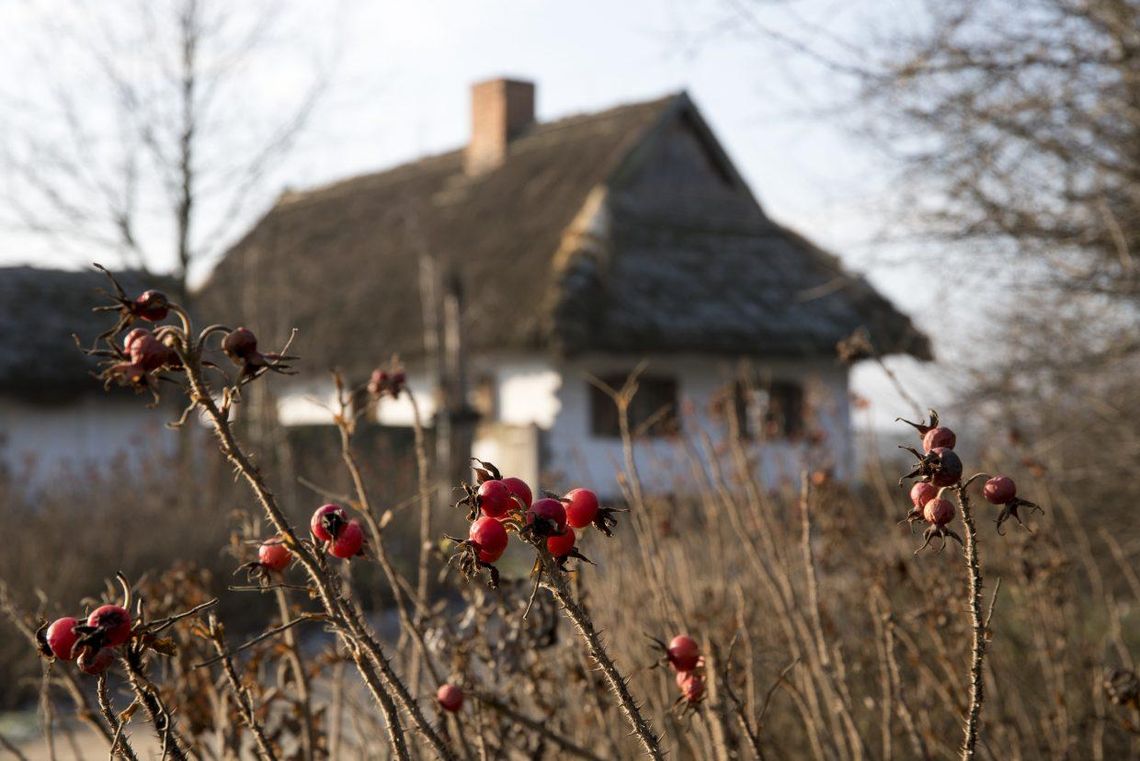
[88,279,177,394]
[650,634,705,707]
[243,504,366,580]
[309,504,366,559]
[449,459,621,588]
[37,604,134,676]
[85,268,294,397]
[367,365,407,400]
[897,411,964,553]
[899,410,1041,553]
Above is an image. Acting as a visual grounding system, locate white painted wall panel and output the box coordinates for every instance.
[267,351,853,500]
[0,396,178,486]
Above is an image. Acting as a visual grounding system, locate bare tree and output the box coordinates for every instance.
[855,0,1140,302]
[0,0,335,305]
[699,0,1140,518]
[713,0,1139,301]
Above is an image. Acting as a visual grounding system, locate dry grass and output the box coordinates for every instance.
[5,405,1138,759]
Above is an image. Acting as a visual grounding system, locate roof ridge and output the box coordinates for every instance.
[274,92,682,209]
[275,150,462,208]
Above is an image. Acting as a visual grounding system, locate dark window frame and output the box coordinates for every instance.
[729,378,805,441]
[590,374,680,439]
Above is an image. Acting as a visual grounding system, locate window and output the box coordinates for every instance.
[763,381,805,439]
[590,375,679,438]
[728,379,804,440]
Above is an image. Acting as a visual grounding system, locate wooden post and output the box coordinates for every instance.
[440,270,478,489]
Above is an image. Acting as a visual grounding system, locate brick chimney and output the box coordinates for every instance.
[465,78,535,175]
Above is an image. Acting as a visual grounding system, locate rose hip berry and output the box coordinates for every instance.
[222,327,258,361]
[130,332,176,372]
[368,368,407,398]
[564,488,599,529]
[676,670,705,703]
[469,517,509,563]
[437,683,464,712]
[477,480,513,519]
[930,447,963,487]
[983,475,1017,505]
[547,528,576,558]
[502,477,532,508]
[122,328,149,354]
[367,368,389,396]
[311,504,348,543]
[922,426,957,452]
[46,617,79,660]
[134,290,170,322]
[88,605,132,647]
[258,541,292,572]
[910,482,938,509]
[667,635,701,672]
[78,646,116,675]
[923,497,955,527]
[526,498,568,538]
[329,520,365,559]
[915,495,964,553]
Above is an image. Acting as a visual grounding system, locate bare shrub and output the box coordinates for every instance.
[3,269,1139,761]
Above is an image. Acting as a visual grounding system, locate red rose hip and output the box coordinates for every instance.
[922,426,956,452]
[526,498,567,538]
[367,368,389,396]
[329,520,364,559]
[477,480,513,519]
[78,647,116,675]
[983,475,1016,505]
[46,617,79,660]
[437,683,464,712]
[667,635,701,672]
[547,528,576,558]
[134,290,169,321]
[130,332,175,372]
[564,488,599,529]
[222,327,258,361]
[469,517,509,563]
[311,504,348,542]
[676,670,705,703]
[88,605,132,647]
[909,481,937,509]
[923,497,955,527]
[502,477,532,508]
[258,541,292,572]
[929,447,963,487]
[122,328,150,354]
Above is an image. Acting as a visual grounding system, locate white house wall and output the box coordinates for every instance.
[274,375,440,427]
[546,354,852,498]
[493,357,562,428]
[272,356,556,430]
[0,395,178,487]
[268,352,852,498]
[271,356,555,490]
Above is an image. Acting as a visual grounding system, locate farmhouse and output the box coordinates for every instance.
[202,79,929,494]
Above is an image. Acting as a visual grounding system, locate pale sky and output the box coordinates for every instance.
[0,0,955,425]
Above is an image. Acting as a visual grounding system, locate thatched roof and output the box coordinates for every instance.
[0,266,167,399]
[199,92,930,378]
